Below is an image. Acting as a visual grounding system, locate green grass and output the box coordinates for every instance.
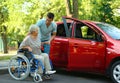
[0,55,13,61]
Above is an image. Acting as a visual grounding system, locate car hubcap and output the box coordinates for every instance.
[113,65,120,82]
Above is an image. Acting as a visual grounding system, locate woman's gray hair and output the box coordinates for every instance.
[29,24,39,33]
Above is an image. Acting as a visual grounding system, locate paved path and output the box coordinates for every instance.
[0,58,113,83]
[0,60,9,75]
[0,50,16,72]
[0,71,112,83]
[0,60,9,70]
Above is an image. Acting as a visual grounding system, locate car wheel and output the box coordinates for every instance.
[110,61,120,83]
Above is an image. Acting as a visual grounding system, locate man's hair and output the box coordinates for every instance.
[47,12,54,19]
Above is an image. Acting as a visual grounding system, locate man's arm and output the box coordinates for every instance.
[50,22,57,42]
[49,22,57,43]
[50,32,56,42]
[42,32,56,45]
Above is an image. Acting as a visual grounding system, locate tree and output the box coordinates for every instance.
[0,0,9,53]
[65,0,78,18]
[5,0,66,52]
[65,0,72,17]
[97,0,114,23]
[73,0,78,18]
[0,0,120,54]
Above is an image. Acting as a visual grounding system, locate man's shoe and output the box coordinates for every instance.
[45,70,56,75]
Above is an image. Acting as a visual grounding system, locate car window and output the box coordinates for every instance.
[56,23,71,37]
[56,24,66,37]
[75,24,101,41]
[81,26,96,40]
[96,23,120,40]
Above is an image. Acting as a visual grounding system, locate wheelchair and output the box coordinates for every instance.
[8,49,52,83]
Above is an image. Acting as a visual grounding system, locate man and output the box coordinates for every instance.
[36,12,57,54]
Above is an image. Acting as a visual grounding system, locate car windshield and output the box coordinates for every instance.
[96,23,120,40]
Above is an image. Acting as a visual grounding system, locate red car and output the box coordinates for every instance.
[50,17,120,83]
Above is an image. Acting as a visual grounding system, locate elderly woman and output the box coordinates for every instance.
[19,24,56,74]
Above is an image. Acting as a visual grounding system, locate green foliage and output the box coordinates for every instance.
[0,0,66,48]
[0,0,120,50]
[78,0,120,28]
[0,0,9,33]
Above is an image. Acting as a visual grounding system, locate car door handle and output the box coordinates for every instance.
[54,42,61,44]
[91,41,96,45]
[73,43,79,48]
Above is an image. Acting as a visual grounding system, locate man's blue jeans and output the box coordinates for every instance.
[43,44,53,69]
[43,44,50,54]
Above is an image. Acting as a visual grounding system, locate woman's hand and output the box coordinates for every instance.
[22,46,32,52]
[27,46,32,52]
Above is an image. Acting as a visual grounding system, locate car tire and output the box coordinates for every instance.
[110,61,120,83]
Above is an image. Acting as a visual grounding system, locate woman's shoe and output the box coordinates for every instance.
[45,70,56,74]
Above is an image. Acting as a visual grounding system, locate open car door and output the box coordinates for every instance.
[49,17,72,68]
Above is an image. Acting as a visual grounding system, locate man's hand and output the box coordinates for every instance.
[42,41,50,45]
[44,41,50,44]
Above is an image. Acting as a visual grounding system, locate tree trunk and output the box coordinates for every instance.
[65,0,79,18]
[65,0,73,17]
[1,26,8,53]
[73,0,78,18]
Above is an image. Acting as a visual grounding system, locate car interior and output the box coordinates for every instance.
[56,22,102,41]
[56,23,71,37]
[75,23,100,41]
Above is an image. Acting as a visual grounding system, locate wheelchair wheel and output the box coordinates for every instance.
[8,54,30,80]
[33,74,42,83]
